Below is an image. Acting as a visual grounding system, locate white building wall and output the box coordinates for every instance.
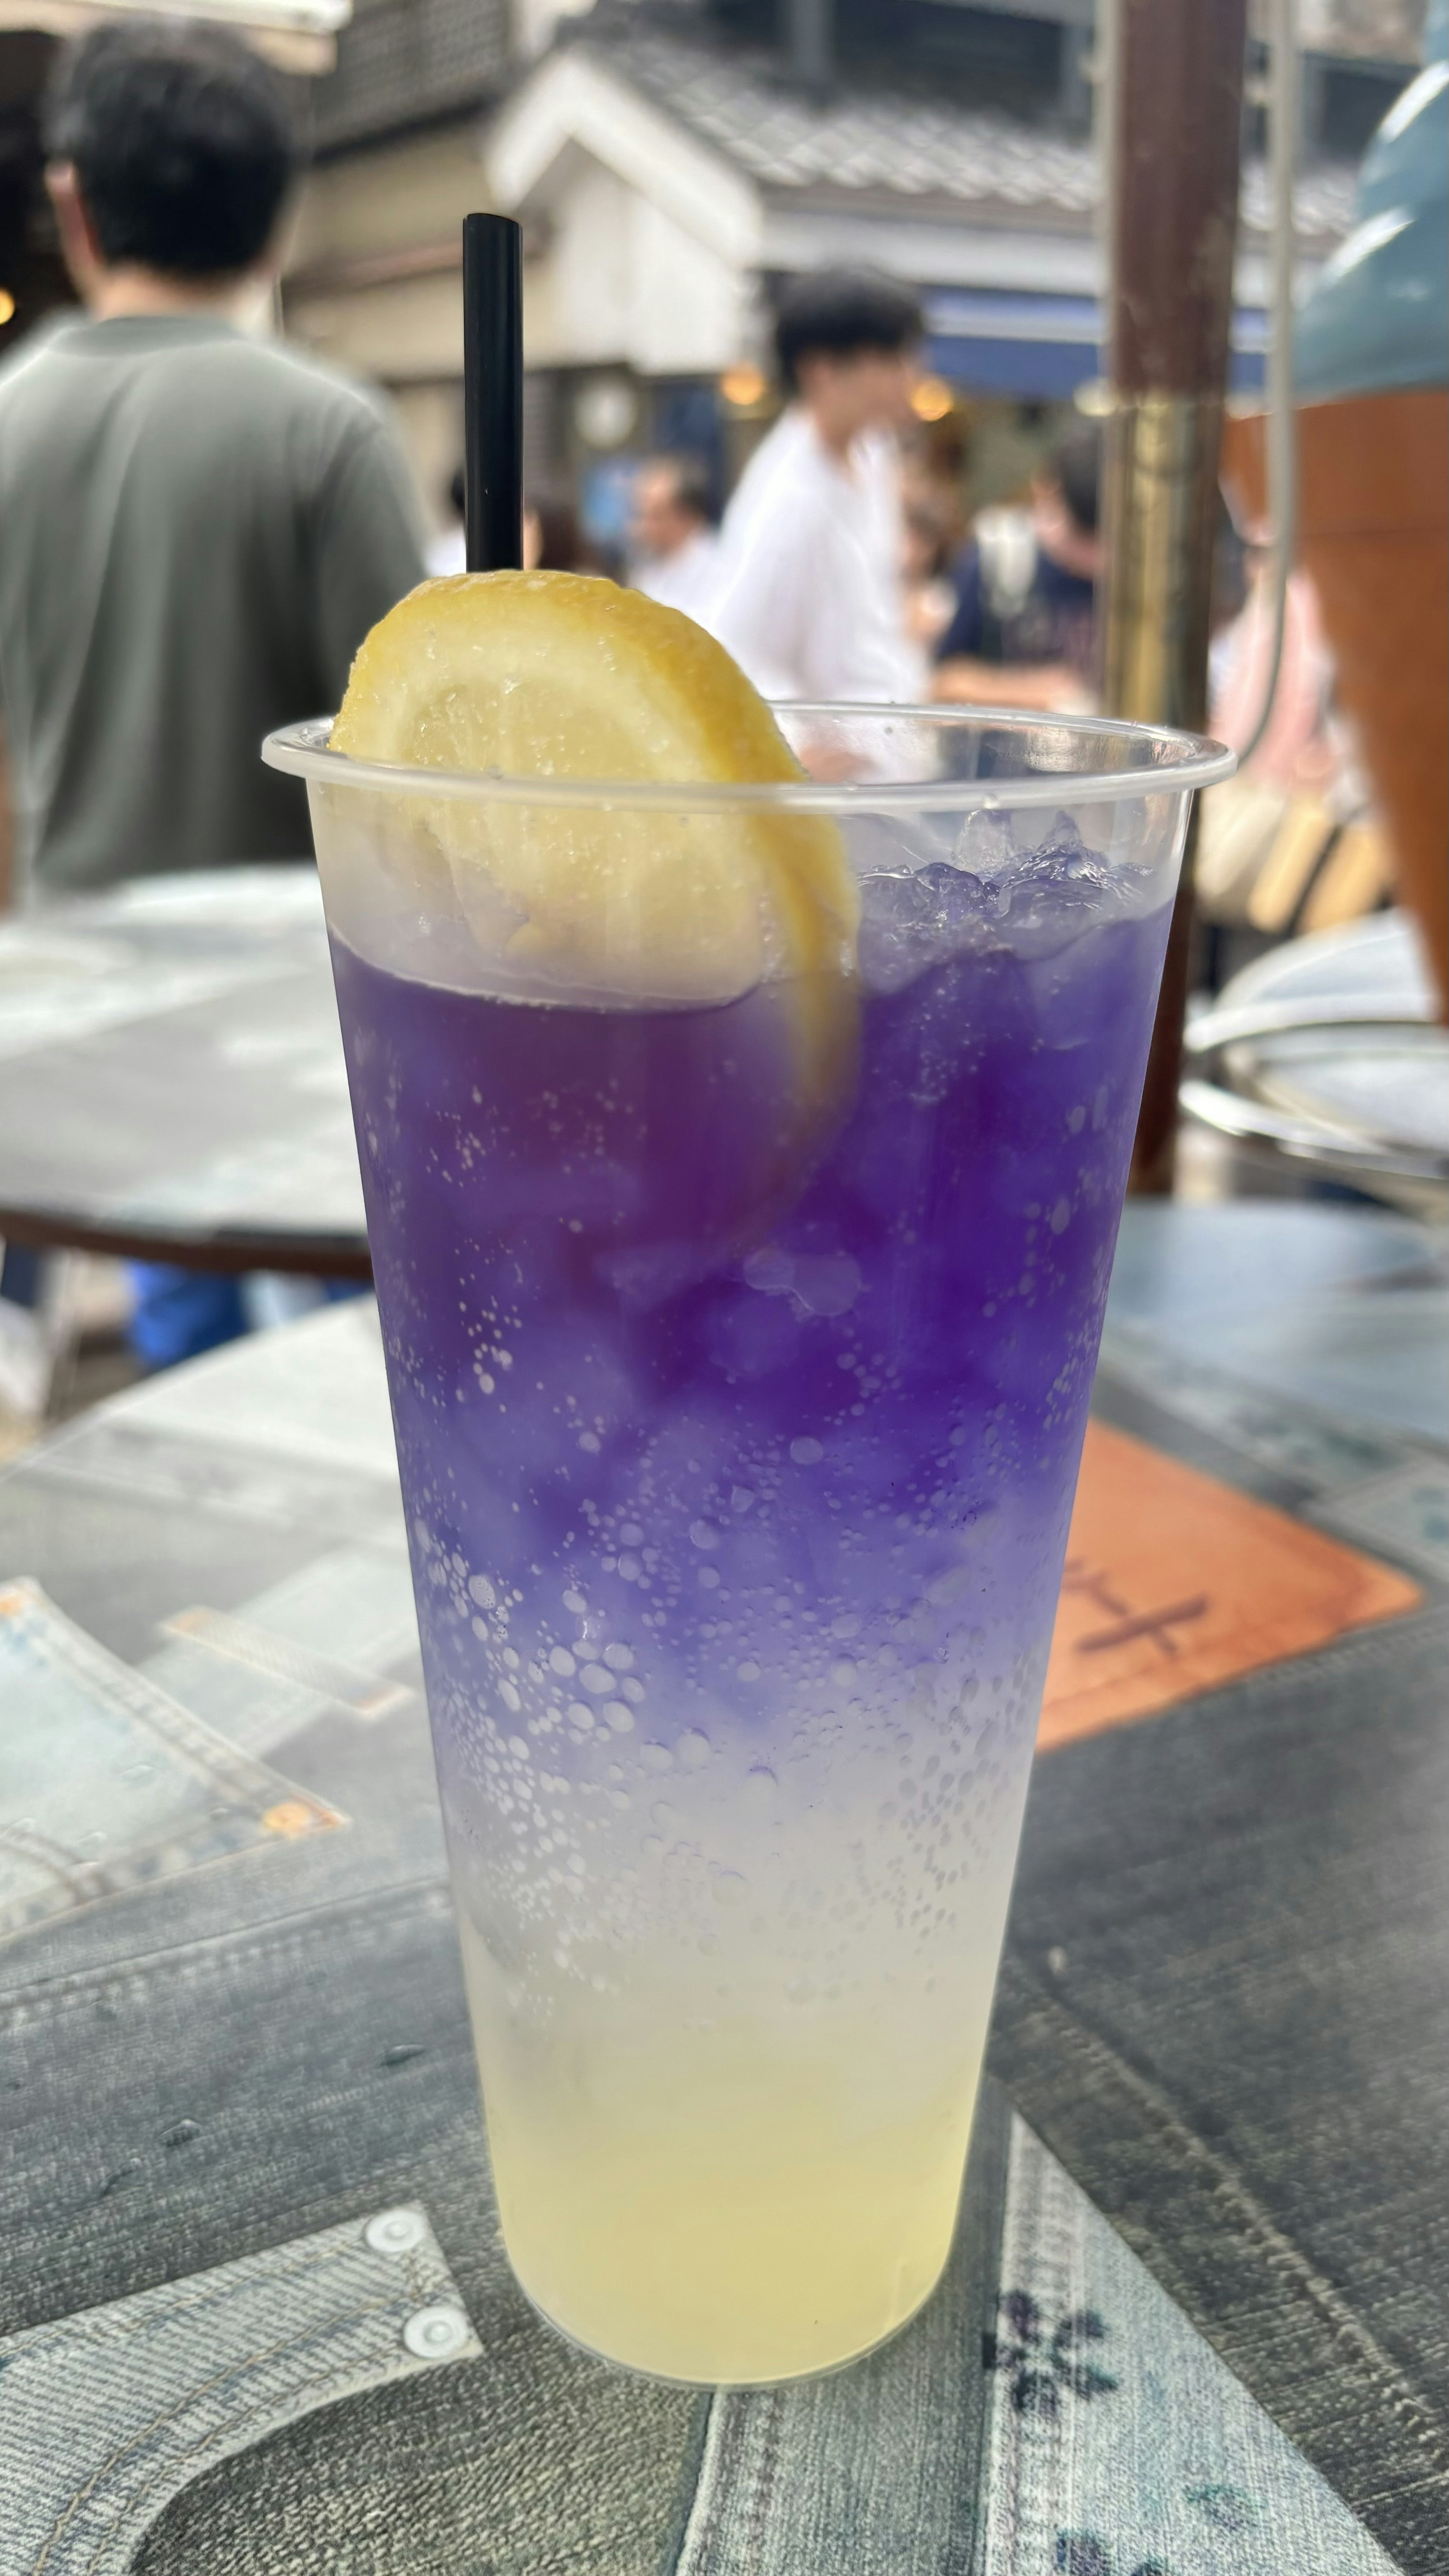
[625,195,747,376]
[519,154,746,375]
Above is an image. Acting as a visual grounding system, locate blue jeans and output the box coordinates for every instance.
[126,1267,366,1369]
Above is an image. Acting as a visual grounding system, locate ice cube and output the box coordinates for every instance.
[857,869,940,993]
[859,868,935,929]
[954,808,1017,878]
[916,861,991,930]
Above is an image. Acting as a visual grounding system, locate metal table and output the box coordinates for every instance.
[0,867,368,1277]
[1,1204,1445,2574]
[1182,909,1449,1218]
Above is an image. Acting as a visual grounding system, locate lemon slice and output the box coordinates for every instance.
[331,572,858,1008]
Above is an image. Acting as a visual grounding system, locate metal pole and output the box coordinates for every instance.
[1101,0,1249,1192]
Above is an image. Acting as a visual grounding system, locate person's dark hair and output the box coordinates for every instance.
[46,18,298,278]
[646,452,714,525]
[527,488,607,575]
[774,268,924,397]
[1049,418,1102,536]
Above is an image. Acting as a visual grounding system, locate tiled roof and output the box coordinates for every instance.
[307,0,510,153]
[572,14,1359,245]
[305,0,1363,249]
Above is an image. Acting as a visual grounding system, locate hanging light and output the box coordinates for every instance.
[910,375,954,423]
[720,364,768,409]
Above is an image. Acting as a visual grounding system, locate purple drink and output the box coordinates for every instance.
[267,696,1226,2386]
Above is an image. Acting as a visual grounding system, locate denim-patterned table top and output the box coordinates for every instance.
[0,866,368,1265]
[1,1204,1445,2576]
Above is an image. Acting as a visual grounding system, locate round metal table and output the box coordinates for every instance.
[0,867,369,1277]
[1181,909,1449,1219]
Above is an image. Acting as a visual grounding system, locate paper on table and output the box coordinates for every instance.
[1040,1421,1421,1749]
[0,1579,343,1937]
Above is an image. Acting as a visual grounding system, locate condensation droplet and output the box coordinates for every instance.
[566,1702,595,1730]
[640,1742,674,1771]
[789,1437,824,1467]
[689,1521,720,1552]
[713,1870,747,1906]
[677,1728,711,1769]
[735,1659,761,1684]
[603,1701,635,1735]
[548,1646,576,1677]
[468,1575,497,1610]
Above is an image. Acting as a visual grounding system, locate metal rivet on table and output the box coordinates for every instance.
[365,2208,426,2256]
[403,2303,470,2361]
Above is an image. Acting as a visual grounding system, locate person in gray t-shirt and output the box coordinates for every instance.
[0,18,426,903]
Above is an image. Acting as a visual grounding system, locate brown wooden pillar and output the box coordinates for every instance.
[1100,0,1249,1192]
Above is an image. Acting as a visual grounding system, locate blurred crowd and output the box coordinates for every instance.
[0,16,1349,914]
[0,17,1359,1373]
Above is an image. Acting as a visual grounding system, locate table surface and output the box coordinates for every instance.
[2,1202,1446,2576]
[0,867,368,1273]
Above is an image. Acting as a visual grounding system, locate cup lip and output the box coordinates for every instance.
[262,703,1236,817]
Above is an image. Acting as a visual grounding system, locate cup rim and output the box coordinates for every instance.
[262,703,1236,817]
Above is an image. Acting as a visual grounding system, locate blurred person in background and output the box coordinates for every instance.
[704,269,926,704]
[526,486,608,577]
[629,454,719,618]
[429,470,606,579]
[0,19,425,1364]
[934,418,1103,713]
[428,463,468,575]
[1211,522,1336,790]
[0,17,424,907]
[900,482,960,656]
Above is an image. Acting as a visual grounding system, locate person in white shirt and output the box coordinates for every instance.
[629,454,720,620]
[704,269,927,705]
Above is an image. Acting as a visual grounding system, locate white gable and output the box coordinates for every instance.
[485,48,761,373]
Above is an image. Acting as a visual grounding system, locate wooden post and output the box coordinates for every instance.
[1101,0,1249,1192]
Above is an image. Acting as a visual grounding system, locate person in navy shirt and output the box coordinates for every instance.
[935,419,1102,714]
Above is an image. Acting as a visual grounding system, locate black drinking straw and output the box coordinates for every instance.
[462,213,524,573]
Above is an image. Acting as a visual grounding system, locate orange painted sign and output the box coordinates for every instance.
[1040,1421,1421,1750]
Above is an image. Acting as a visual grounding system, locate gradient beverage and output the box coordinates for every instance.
[270,693,1225,2385]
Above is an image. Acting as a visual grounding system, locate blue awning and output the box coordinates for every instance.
[924,289,1269,399]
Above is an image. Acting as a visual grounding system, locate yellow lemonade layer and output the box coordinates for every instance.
[459,1920,993,2384]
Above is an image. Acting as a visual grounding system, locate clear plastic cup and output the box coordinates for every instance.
[265,703,1231,2386]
